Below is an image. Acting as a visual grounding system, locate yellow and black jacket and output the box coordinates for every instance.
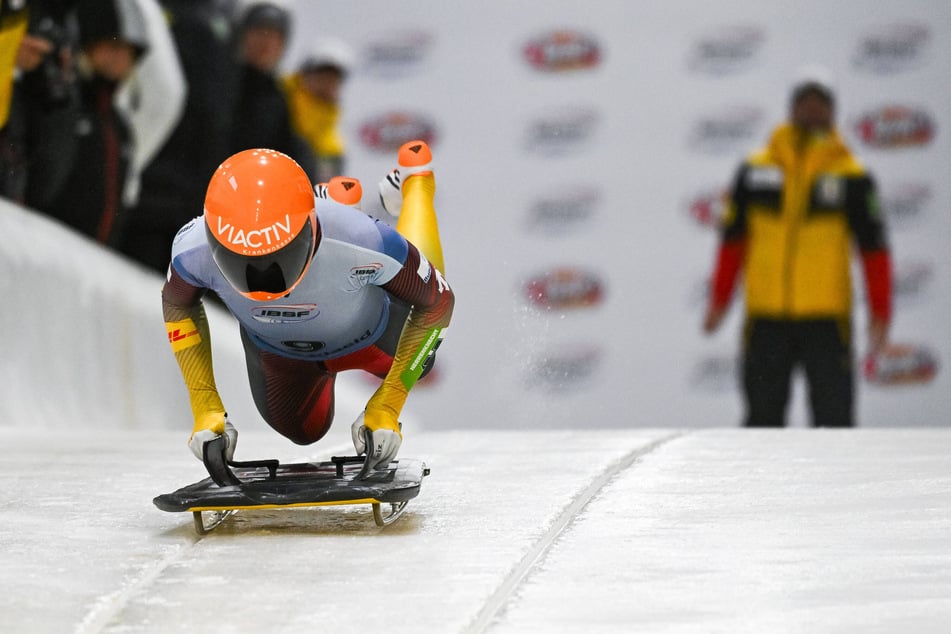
[282,74,344,167]
[710,123,891,321]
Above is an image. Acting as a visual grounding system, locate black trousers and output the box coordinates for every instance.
[742,317,854,428]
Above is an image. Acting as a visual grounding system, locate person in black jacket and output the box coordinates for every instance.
[40,0,148,247]
[119,0,242,273]
[230,2,314,174]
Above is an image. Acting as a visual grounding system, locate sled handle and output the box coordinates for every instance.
[202,436,241,486]
[330,455,367,478]
[228,457,280,479]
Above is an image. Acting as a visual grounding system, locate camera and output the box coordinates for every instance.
[25,16,75,109]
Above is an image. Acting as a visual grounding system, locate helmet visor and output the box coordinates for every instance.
[207,218,315,299]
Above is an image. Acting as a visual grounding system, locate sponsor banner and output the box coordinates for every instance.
[283,0,951,427]
[881,181,931,229]
[524,186,601,237]
[360,29,434,77]
[892,259,934,307]
[864,342,939,385]
[852,105,935,149]
[852,22,930,74]
[523,267,605,311]
[687,23,766,75]
[358,111,438,153]
[523,105,600,155]
[688,105,764,154]
[522,29,601,72]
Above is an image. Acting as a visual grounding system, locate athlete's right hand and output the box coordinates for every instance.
[188,412,237,462]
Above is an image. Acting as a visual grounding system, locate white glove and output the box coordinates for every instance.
[351,411,402,471]
[189,419,238,462]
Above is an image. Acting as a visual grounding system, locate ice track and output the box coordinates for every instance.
[2,426,949,633]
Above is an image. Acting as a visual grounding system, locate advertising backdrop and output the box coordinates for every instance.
[284,0,950,428]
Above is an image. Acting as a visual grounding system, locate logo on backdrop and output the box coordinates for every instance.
[892,259,934,307]
[524,186,601,236]
[361,29,434,77]
[689,354,739,393]
[525,344,602,391]
[881,181,931,229]
[852,22,930,74]
[523,268,605,311]
[686,188,728,229]
[864,343,938,386]
[687,23,766,75]
[359,111,438,153]
[688,105,764,154]
[524,106,600,154]
[852,105,935,149]
[522,30,602,72]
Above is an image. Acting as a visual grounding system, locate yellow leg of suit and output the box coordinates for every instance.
[396,172,445,274]
[362,168,451,436]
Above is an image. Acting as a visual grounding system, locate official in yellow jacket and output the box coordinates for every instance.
[703,68,892,427]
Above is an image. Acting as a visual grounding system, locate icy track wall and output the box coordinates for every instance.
[0,200,351,432]
[282,0,951,428]
[0,201,223,430]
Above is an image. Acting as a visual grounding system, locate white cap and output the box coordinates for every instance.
[300,38,355,75]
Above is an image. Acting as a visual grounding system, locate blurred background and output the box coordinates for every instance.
[1,0,947,435]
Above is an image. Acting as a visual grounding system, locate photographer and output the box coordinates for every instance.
[36,0,149,246]
[0,0,79,207]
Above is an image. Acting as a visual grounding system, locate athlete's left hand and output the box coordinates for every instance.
[351,409,402,471]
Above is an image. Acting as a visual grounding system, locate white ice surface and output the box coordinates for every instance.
[1,427,949,634]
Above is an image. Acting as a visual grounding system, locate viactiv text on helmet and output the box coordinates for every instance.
[214,213,296,255]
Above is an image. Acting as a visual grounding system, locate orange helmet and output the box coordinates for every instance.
[204,149,318,301]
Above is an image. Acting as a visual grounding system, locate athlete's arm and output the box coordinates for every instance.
[363,243,454,431]
[162,267,228,439]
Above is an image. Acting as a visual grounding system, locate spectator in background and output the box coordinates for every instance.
[0,0,30,132]
[702,66,893,428]
[283,37,352,183]
[39,0,148,246]
[119,0,241,273]
[0,0,78,206]
[113,0,186,215]
[230,1,314,175]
